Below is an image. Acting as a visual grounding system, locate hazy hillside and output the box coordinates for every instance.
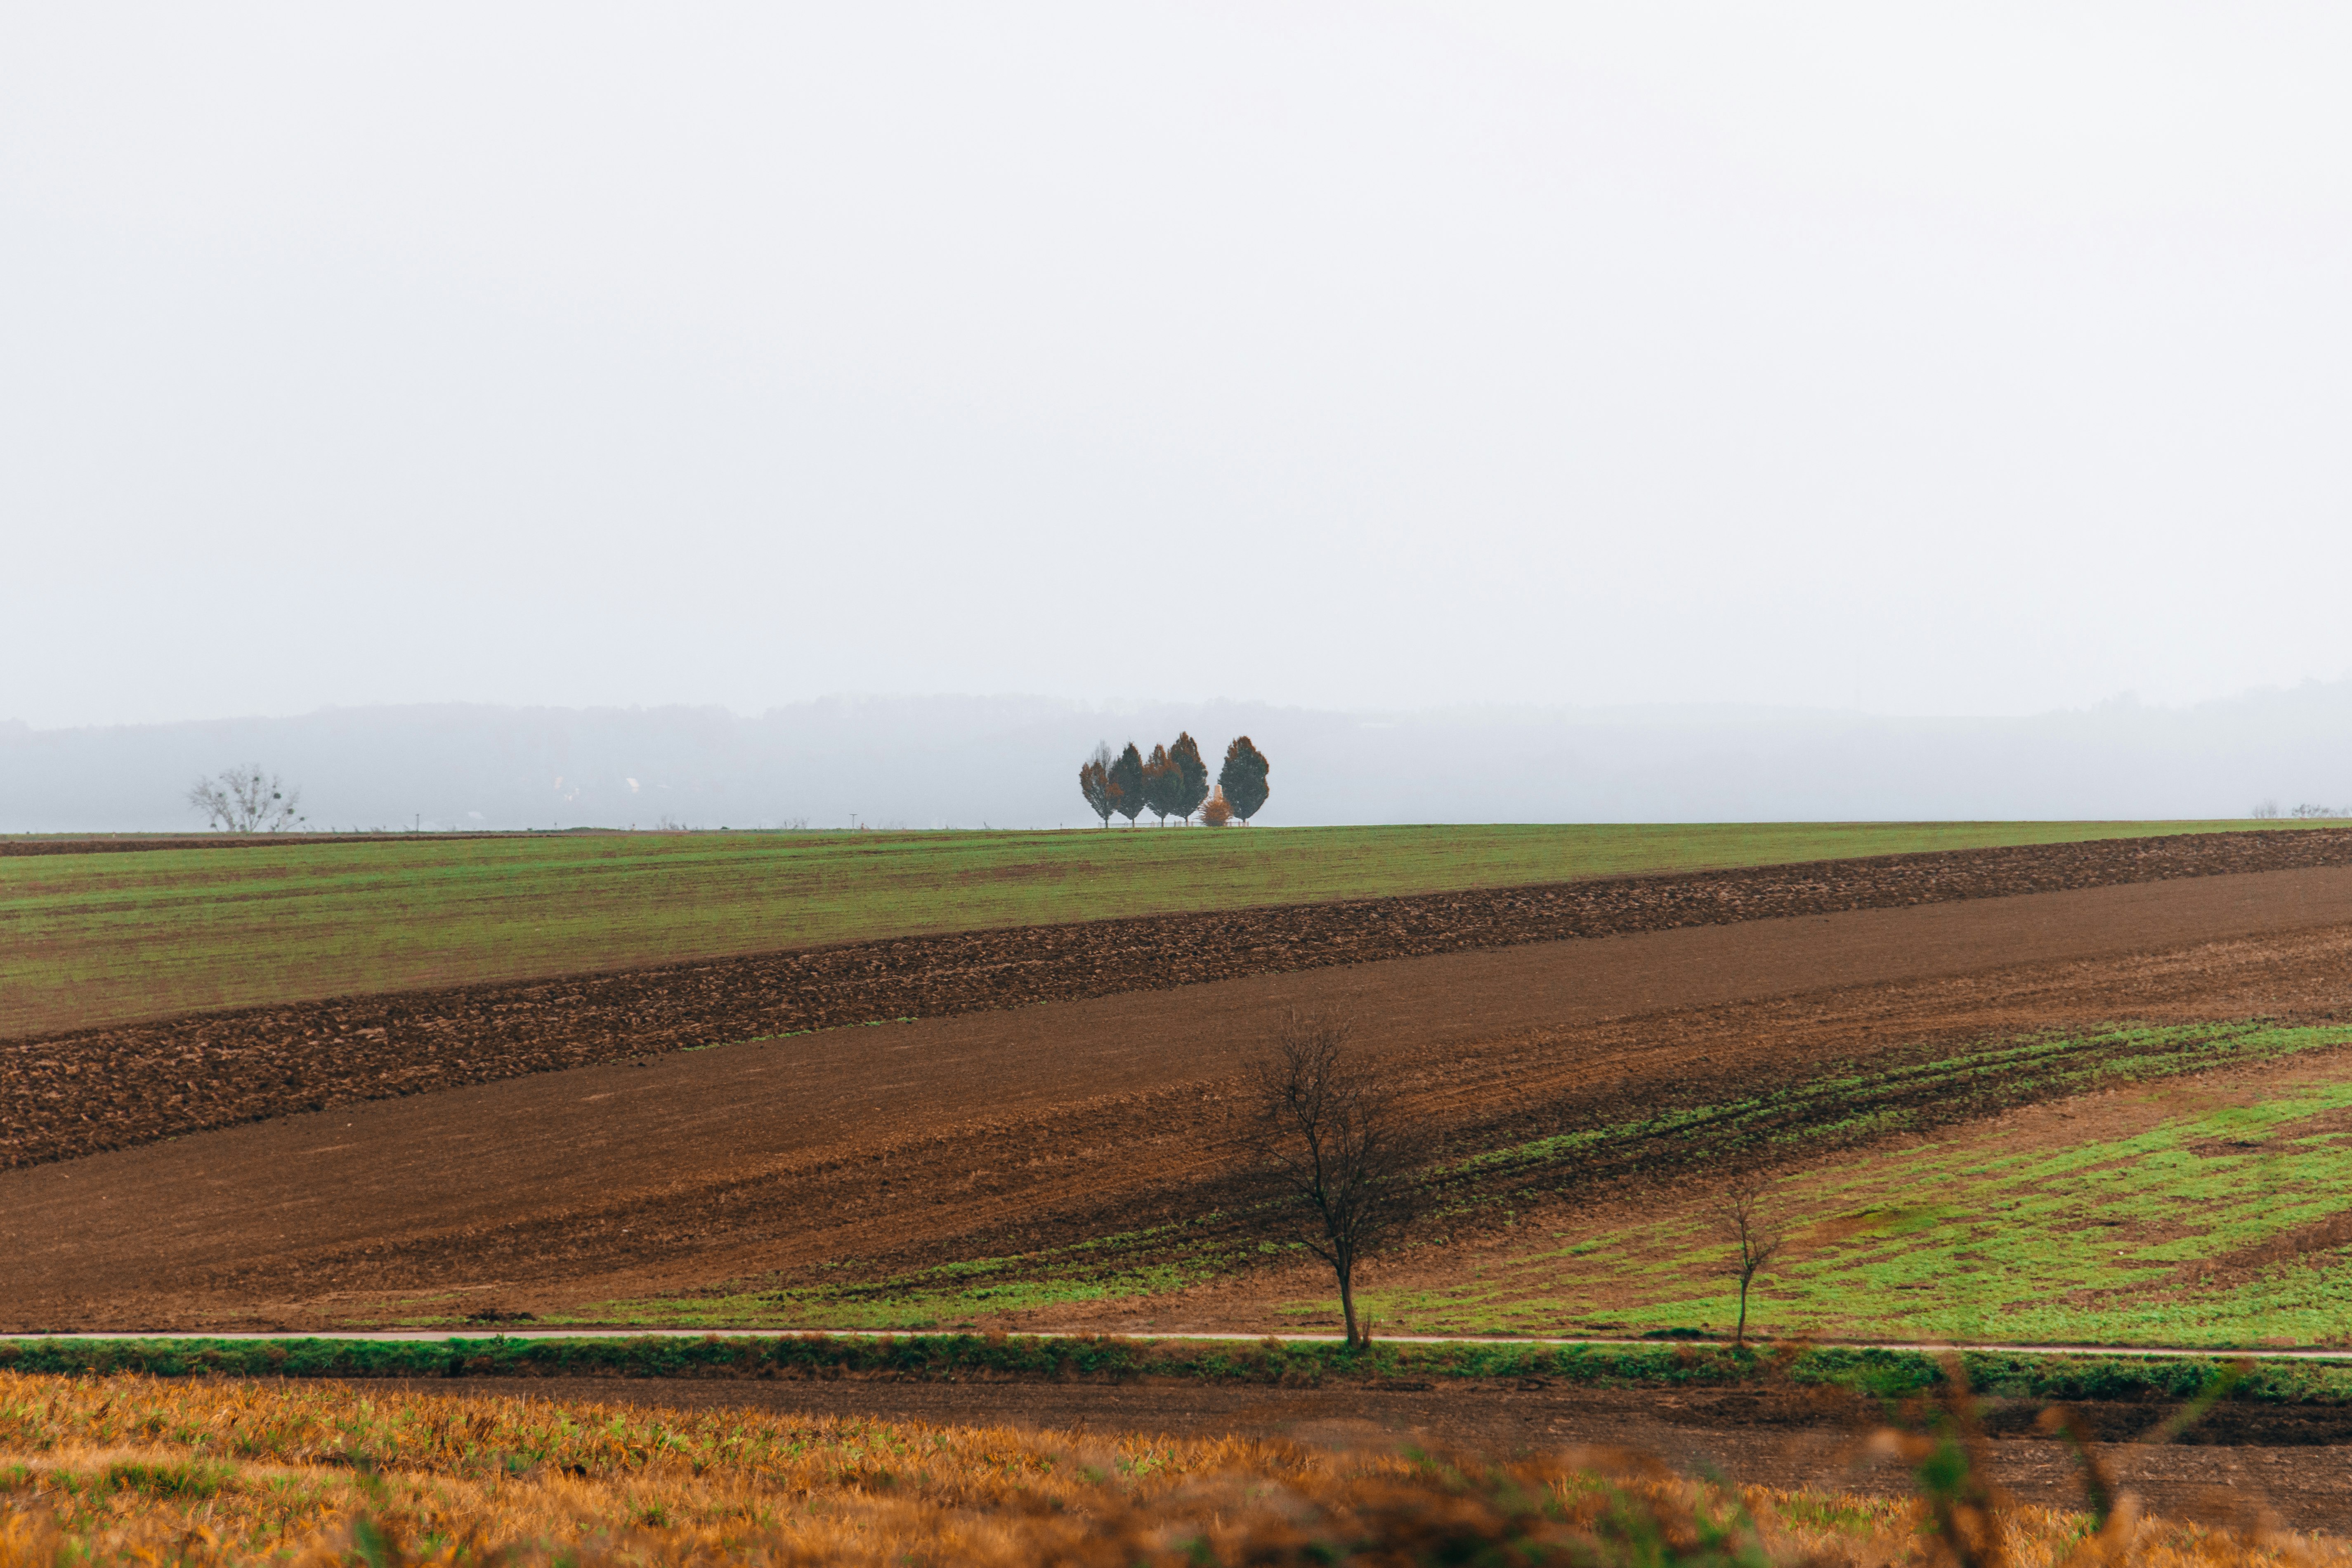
[4,686,2350,834]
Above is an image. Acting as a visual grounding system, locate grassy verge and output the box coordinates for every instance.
[1,819,2295,1036]
[2,1336,2348,1406]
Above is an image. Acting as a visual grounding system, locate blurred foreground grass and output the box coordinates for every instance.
[0,1371,2331,1567]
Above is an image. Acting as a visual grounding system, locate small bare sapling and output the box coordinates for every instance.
[1717,1177,1784,1348]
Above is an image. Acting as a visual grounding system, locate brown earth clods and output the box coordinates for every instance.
[12,827,2352,1170]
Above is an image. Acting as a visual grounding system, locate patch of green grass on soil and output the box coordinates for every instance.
[531,1021,2352,1344]
[0,819,2297,1037]
[1358,1027,2352,1349]
[508,1224,1270,1333]
[1451,1022,2349,1188]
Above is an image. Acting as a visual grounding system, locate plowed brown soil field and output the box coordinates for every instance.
[8,865,2352,1333]
[11,827,2352,1169]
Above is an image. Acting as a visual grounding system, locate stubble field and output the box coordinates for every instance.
[10,1368,2340,1563]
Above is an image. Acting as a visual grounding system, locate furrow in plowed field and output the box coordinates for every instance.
[10,826,2352,1169]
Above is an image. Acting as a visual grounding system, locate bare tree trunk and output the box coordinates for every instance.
[1736,1275,1750,1347]
[1339,1261,1359,1347]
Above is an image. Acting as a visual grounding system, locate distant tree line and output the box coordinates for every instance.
[1078,734,1270,827]
[2250,800,2350,819]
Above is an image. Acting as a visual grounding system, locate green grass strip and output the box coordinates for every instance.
[5,1336,2349,1407]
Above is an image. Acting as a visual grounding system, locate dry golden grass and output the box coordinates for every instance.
[0,1372,2338,1567]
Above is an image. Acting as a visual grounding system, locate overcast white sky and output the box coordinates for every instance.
[5,4,2348,730]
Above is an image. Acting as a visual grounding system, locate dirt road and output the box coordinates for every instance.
[8,866,2352,1332]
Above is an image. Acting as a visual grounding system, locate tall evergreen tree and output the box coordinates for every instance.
[1108,742,1148,826]
[1141,743,1181,825]
[1169,732,1209,823]
[1078,743,1115,827]
[1219,735,1270,823]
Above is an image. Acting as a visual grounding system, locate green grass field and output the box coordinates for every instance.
[0,819,2290,1037]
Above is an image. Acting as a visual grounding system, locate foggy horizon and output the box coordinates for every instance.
[8,681,2350,834]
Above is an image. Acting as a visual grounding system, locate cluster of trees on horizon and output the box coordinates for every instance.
[1079,734,1269,827]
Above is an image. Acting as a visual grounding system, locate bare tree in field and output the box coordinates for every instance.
[187,766,306,833]
[1717,1178,1785,1347]
[1247,1014,1434,1347]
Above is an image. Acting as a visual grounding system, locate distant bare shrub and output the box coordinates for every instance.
[186,766,304,833]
